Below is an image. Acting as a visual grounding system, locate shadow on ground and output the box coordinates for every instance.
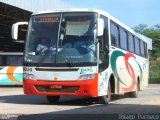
[0,93,126,106]
[17,103,160,120]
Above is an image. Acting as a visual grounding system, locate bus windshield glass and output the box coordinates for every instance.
[24,12,97,67]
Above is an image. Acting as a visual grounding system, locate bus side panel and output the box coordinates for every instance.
[0,66,23,85]
[139,58,149,90]
[110,49,147,93]
[97,69,114,96]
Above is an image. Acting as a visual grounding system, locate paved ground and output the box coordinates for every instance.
[0,84,160,120]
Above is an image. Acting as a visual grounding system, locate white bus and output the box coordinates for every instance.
[0,52,23,85]
[12,9,152,104]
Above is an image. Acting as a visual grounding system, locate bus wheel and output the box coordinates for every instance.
[46,96,60,104]
[129,82,139,98]
[99,82,111,104]
[124,92,130,98]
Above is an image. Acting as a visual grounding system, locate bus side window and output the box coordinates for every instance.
[111,22,119,47]
[120,27,127,50]
[140,41,145,56]
[7,56,22,66]
[135,37,140,55]
[99,15,109,72]
[144,43,148,58]
[128,33,135,53]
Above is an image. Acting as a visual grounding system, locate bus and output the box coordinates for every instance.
[0,52,23,85]
[12,9,152,104]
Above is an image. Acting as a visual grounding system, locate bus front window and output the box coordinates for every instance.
[24,12,97,67]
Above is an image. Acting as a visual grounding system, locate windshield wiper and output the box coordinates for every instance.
[55,13,75,67]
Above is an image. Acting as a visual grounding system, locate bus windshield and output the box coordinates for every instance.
[24,12,97,67]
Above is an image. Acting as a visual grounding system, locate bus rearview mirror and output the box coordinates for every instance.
[11,22,28,43]
[97,18,104,37]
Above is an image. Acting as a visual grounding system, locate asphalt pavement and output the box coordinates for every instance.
[0,84,160,120]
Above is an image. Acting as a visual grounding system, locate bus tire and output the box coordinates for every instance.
[129,82,139,98]
[46,96,60,104]
[99,81,111,104]
[124,92,130,98]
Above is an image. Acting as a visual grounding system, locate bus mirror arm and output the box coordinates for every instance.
[97,35,103,40]
[96,36,102,43]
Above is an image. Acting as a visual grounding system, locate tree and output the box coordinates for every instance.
[154,24,160,30]
[132,24,148,34]
[144,27,160,60]
[133,24,160,60]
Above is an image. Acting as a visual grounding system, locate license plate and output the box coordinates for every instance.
[50,85,62,89]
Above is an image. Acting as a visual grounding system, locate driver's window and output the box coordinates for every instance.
[99,15,109,72]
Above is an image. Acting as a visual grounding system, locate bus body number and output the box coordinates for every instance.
[24,67,32,72]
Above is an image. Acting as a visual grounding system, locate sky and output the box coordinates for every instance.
[62,0,160,28]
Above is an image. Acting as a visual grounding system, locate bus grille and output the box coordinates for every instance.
[35,85,79,93]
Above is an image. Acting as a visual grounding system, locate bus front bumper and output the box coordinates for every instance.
[23,74,98,97]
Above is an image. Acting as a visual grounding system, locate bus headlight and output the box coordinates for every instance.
[78,74,95,80]
[24,74,36,80]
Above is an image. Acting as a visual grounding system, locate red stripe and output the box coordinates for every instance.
[122,53,136,91]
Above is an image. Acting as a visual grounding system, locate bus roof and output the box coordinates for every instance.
[32,8,152,50]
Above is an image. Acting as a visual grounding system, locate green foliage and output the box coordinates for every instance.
[132,23,160,60]
[132,24,148,34]
[144,29,160,48]
[144,28,160,60]
[149,61,160,83]
[154,24,160,30]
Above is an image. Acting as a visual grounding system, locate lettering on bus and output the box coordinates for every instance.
[24,67,32,72]
[35,17,59,22]
[80,67,93,74]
